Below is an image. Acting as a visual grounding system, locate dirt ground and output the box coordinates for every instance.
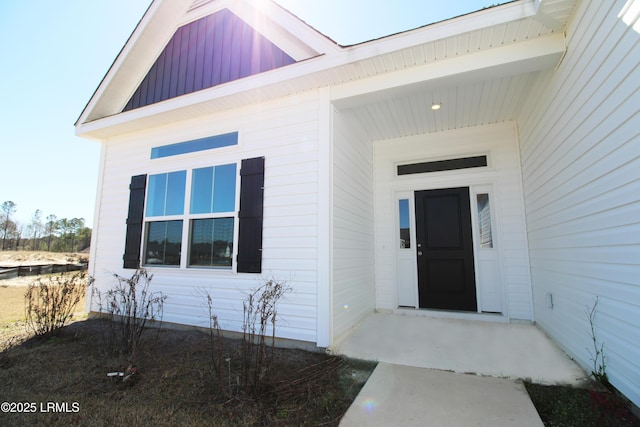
[0,251,89,324]
[0,282,87,326]
[0,251,88,267]
[0,253,375,425]
[0,319,374,426]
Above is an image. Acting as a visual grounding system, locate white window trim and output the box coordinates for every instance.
[143,163,240,271]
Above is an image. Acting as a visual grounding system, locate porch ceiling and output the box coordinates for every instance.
[342,69,544,141]
[328,0,576,141]
[332,35,565,141]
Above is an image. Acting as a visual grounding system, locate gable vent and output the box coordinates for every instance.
[123,9,296,111]
[189,0,215,12]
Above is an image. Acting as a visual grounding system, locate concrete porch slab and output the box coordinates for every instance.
[340,363,544,427]
[331,312,587,385]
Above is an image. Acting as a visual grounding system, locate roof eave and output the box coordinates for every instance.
[76,1,190,126]
[75,0,338,128]
[75,0,554,139]
[337,0,537,59]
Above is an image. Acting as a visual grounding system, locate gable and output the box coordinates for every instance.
[123,8,296,111]
[76,0,574,140]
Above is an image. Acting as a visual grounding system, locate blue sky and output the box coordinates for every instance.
[0,0,503,228]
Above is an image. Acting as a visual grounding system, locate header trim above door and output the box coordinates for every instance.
[398,155,487,176]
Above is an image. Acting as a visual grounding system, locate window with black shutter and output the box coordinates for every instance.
[237,157,265,273]
[126,156,264,273]
[123,174,147,269]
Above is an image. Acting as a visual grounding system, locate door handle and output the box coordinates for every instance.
[418,250,423,256]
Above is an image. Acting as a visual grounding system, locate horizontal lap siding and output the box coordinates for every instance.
[332,108,375,340]
[91,93,321,344]
[518,0,640,406]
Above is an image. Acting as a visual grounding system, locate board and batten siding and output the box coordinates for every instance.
[123,8,296,112]
[517,0,640,407]
[331,108,375,341]
[89,91,323,344]
[373,122,533,320]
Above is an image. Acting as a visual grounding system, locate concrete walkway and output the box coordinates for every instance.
[341,363,544,427]
[332,313,586,384]
[333,313,588,426]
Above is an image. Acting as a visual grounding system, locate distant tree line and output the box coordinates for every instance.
[0,201,91,252]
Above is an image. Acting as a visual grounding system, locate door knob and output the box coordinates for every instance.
[418,250,423,256]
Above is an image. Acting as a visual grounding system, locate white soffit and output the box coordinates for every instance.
[76,0,576,138]
[332,35,565,140]
[331,34,566,108]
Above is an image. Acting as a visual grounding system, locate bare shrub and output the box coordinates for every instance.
[241,278,291,396]
[24,272,88,337]
[203,291,232,394]
[92,269,167,358]
[204,278,291,398]
[586,296,608,386]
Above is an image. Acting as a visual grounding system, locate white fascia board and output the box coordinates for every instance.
[336,0,538,60]
[76,32,565,139]
[225,1,339,60]
[77,0,335,129]
[77,1,190,125]
[331,33,566,108]
[75,0,548,139]
[184,0,332,61]
[74,54,326,139]
[534,0,565,32]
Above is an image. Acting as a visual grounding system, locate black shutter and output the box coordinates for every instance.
[123,174,147,269]
[237,157,265,273]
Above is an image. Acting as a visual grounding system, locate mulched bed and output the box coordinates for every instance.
[0,319,375,426]
[525,382,640,427]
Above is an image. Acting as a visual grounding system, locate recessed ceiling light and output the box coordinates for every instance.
[431,103,441,110]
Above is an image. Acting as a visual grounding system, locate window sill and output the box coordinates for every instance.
[141,265,237,275]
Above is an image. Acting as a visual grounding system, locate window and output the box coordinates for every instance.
[145,220,183,265]
[143,164,237,268]
[188,164,236,268]
[189,218,234,267]
[190,164,236,214]
[397,155,487,176]
[399,199,411,249]
[146,171,186,216]
[150,132,238,159]
[477,194,493,248]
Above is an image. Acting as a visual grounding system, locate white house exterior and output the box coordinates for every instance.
[518,0,640,406]
[76,0,640,407]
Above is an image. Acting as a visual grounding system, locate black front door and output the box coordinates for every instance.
[415,187,477,311]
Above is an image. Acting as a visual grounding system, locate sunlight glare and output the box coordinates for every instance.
[361,397,377,414]
[619,0,640,34]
